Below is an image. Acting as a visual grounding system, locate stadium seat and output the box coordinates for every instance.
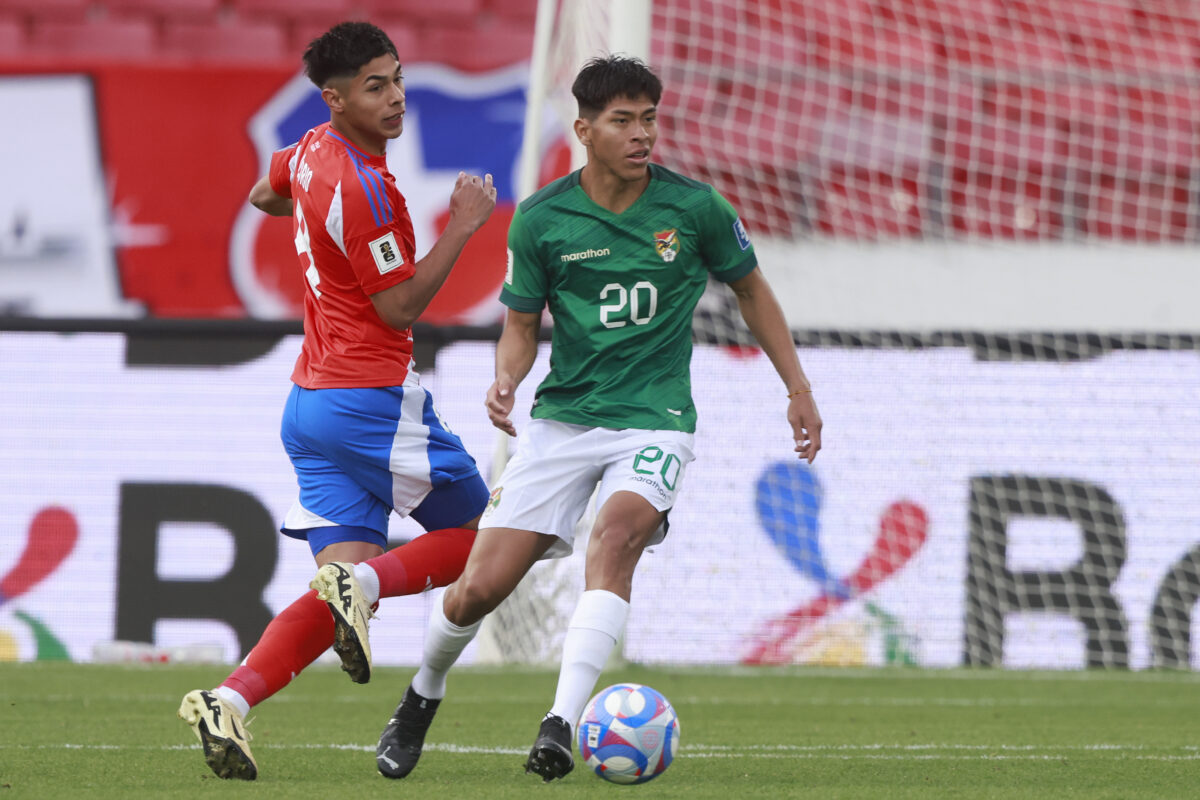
[943,27,1070,70]
[1069,31,1193,74]
[418,20,532,71]
[162,18,289,63]
[1073,170,1191,242]
[999,0,1134,38]
[814,164,925,239]
[360,0,482,24]
[27,18,157,59]
[869,0,1003,35]
[1,0,90,20]
[99,0,222,22]
[484,0,536,21]
[817,22,940,72]
[947,167,1064,240]
[0,15,24,55]
[234,0,352,25]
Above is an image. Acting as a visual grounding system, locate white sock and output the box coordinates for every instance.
[353,562,381,605]
[410,594,481,700]
[549,590,630,730]
[213,686,250,718]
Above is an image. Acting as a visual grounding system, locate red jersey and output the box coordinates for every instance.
[269,122,417,388]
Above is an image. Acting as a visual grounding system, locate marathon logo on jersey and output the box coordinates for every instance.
[560,247,611,263]
[654,229,679,262]
[370,232,404,275]
[733,218,752,251]
[505,247,514,285]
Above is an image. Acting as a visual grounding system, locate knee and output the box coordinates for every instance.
[444,571,505,625]
[590,521,643,555]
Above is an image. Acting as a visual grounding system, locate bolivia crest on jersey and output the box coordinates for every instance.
[654,228,679,262]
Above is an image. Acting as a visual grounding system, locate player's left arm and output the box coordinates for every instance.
[729,267,822,463]
[248,174,294,217]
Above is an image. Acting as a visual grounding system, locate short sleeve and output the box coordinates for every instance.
[498,205,547,312]
[701,188,758,283]
[268,145,297,199]
[343,225,416,294]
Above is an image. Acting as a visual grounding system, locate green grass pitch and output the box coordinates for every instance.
[2,662,1198,798]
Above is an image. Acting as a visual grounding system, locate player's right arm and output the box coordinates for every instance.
[486,308,541,436]
[369,172,496,331]
[487,205,547,435]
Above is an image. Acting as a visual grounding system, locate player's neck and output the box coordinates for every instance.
[330,118,387,158]
[579,164,650,214]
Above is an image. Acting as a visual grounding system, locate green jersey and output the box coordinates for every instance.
[500,164,757,433]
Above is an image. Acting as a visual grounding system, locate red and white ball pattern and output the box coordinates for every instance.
[577,683,680,784]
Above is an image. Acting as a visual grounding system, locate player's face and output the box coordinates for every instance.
[579,94,658,184]
[334,54,405,154]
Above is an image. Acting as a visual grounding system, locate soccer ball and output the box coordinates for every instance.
[577,683,680,784]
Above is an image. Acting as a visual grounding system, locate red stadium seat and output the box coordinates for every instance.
[0,15,24,55]
[999,0,1134,38]
[162,18,289,63]
[360,0,483,24]
[947,167,1064,240]
[28,18,156,59]
[944,27,1070,70]
[814,164,925,239]
[484,0,536,21]
[816,22,940,71]
[1,0,90,20]
[100,0,223,22]
[234,0,352,25]
[417,20,532,70]
[1073,170,1191,242]
[870,0,1003,34]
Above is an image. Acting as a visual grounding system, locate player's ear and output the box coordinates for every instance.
[574,117,591,147]
[321,84,345,113]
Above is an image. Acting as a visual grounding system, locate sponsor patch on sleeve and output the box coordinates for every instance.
[369,231,405,275]
[733,218,752,251]
[505,247,515,285]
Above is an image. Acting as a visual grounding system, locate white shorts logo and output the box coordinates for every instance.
[370,231,404,275]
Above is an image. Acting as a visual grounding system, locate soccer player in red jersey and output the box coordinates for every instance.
[177,21,497,780]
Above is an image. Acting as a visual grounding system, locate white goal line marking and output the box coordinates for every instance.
[8,742,1199,761]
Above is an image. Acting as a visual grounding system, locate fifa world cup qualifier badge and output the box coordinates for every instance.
[653,229,679,262]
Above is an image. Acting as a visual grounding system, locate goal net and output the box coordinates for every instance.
[473,0,1200,668]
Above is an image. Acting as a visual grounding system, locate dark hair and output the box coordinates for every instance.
[571,55,663,118]
[303,21,398,88]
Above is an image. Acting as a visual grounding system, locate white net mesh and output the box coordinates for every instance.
[475,0,1200,667]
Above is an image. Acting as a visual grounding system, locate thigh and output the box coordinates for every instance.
[480,419,604,559]
[410,471,489,531]
[595,429,696,547]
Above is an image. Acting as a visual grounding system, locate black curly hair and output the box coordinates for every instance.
[303,21,398,88]
[571,55,663,118]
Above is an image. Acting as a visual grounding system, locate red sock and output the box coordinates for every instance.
[366,527,476,597]
[221,589,333,708]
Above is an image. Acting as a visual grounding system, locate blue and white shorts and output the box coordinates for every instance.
[280,380,487,554]
[480,419,696,560]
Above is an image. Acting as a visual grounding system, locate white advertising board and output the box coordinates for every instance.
[1,332,1197,670]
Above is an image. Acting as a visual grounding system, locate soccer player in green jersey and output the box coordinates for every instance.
[375,55,822,782]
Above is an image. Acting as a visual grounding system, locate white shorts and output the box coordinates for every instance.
[480,419,696,559]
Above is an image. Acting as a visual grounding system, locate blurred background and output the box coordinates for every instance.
[2,0,1198,673]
